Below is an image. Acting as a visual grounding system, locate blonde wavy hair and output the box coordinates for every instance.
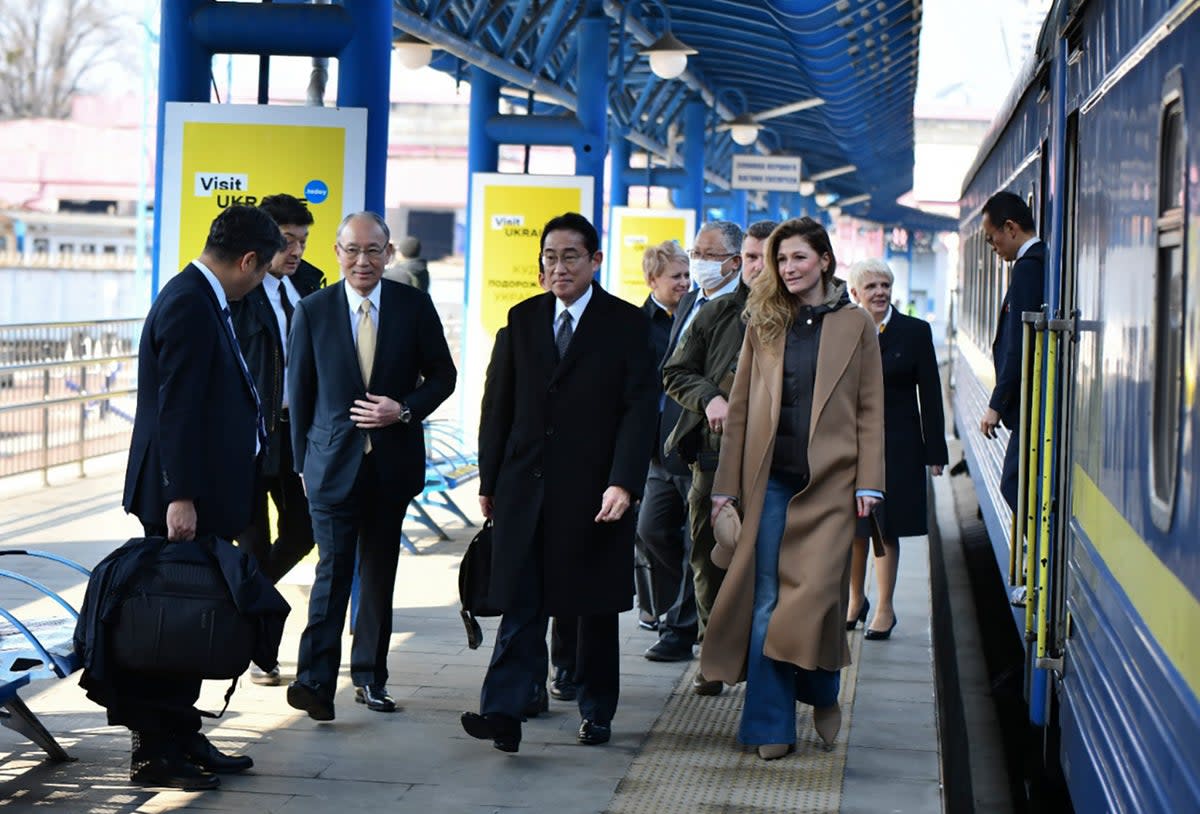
[642,240,688,285]
[744,217,837,345]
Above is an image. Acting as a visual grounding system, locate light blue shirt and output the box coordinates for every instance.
[678,271,741,340]
[261,273,300,408]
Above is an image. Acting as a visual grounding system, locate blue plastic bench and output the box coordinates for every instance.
[409,421,479,540]
[0,549,91,762]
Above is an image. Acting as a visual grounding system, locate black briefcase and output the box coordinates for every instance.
[458,520,500,649]
[111,537,256,680]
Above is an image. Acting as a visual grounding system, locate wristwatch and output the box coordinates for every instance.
[398,402,412,424]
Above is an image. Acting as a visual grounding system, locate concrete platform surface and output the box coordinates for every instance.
[0,455,943,812]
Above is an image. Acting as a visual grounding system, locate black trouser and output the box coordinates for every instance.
[1000,424,1020,513]
[481,530,619,724]
[550,615,578,675]
[298,453,407,693]
[237,425,315,583]
[636,458,697,646]
[111,523,205,751]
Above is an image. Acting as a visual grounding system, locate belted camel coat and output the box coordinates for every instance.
[700,288,885,681]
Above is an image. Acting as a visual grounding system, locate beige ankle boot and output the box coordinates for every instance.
[813,703,842,749]
[756,743,793,760]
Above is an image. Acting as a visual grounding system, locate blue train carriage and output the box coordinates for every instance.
[952,1,1200,811]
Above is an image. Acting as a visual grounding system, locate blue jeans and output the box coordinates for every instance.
[739,473,840,745]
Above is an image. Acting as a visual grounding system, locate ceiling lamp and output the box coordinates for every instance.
[815,192,837,207]
[799,180,816,197]
[722,113,762,146]
[641,31,697,79]
[827,205,842,219]
[393,32,433,70]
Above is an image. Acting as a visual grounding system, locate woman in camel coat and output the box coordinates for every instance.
[706,217,884,760]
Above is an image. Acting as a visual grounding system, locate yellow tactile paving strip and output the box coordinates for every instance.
[609,631,863,813]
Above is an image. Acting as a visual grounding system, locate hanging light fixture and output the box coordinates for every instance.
[393,32,433,70]
[640,30,697,79]
[799,180,816,197]
[815,192,837,207]
[827,205,842,219]
[723,112,763,146]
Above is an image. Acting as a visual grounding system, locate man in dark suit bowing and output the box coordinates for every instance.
[285,211,456,721]
[978,191,1046,512]
[462,212,657,752]
[121,205,284,789]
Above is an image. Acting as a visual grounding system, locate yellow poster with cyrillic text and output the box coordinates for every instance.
[159,104,366,292]
[606,207,695,306]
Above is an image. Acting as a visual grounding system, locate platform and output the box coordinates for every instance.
[0,455,942,813]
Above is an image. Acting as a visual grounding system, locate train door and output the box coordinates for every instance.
[1049,111,1080,670]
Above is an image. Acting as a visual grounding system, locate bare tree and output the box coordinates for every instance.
[0,0,124,119]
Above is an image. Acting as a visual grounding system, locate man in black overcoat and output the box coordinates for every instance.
[978,191,1046,512]
[121,205,284,789]
[462,212,657,752]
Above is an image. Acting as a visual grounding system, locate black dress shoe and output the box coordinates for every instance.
[864,614,898,641]
[461,711,521,753]
[549,667,578,701]
[846,598,870,630]
[287,680,335,721]
[523,683,549,719]
[181,732,253,774]
[643,637,694,662]
[131,756,220,790]
[577,718,611,746]
[355,685,398,712]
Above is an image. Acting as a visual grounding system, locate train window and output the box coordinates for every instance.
[1150,93,1185,530]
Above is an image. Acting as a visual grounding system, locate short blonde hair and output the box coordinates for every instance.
[848,257,895,293]
[642,240,688,286]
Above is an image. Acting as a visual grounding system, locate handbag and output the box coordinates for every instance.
[111,536,256,681]
[458,520,500,649]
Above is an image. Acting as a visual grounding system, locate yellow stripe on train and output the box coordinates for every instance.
[1072,464,1200,701]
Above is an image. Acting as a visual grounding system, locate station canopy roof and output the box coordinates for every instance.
[394,0,955,232]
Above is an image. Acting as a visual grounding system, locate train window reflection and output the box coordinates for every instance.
[1150,97,1185,530]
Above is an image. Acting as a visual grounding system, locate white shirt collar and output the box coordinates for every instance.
[649,293,672,315]
[1016,236,1040,260]
[192,259,229,312]
[879,305,894,331]
[554,282,594,325]
[262,273,281,293]
[344,278,382,313]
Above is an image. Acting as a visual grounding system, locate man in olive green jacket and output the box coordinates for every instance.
[661,219,776,696]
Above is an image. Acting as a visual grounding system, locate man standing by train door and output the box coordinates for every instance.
[978,191,1045,513]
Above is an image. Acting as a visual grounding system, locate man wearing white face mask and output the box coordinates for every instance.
[638,221,743,665]
[674,221,744,343]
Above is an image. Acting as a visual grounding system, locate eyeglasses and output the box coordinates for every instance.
[337,243,386,260]
[687,250,736,262]
[540,251,592,268]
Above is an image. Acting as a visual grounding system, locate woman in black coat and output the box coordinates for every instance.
[846,259,948,640]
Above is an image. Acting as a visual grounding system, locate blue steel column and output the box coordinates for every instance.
[336,0,391,215]
[465,66,500,294]
[731,188,748,226]
[609,132,631,215]
[152,0,210,295]
[767,191,783,222]
[680,98,707,217]
[575,3,610,225]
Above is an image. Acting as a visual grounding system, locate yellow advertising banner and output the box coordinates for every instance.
[462,173,593,436]
[470,175,593,335]
[606,207,696,306]
[159,104,367,291]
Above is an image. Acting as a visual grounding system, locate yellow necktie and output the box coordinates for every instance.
[357,299,376,453]
[878,322,886,334]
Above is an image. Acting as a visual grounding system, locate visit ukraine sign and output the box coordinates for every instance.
[157,103,367,291]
